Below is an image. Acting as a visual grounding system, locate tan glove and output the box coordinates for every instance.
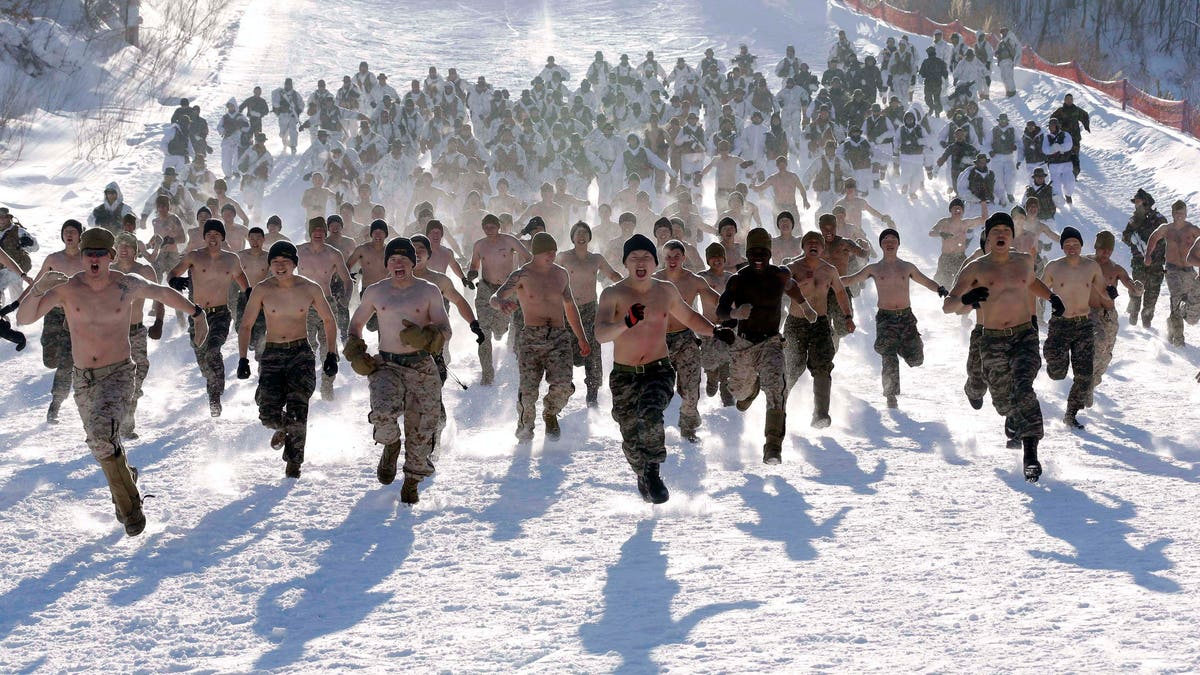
[31,271,69,296]
[342,335,378,376]
[399,320,447,354]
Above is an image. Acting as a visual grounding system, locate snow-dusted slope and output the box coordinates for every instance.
[1,0,1199,672]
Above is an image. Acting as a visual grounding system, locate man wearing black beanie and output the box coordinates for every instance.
[236,238,338,479]
[1040,225,1113,429]
[943,211,1064,482]
[169,216,250,417]
[596,235,735,502]
[842,227,948,409]
[344,236,450,504]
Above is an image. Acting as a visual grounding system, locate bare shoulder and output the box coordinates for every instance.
[423,269,451,291]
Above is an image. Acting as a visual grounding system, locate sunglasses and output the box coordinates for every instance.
[82,248,110,258]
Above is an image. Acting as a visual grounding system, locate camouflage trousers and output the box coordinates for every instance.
[980,323,1043,440]
[474,279,510,382]
[610,359,676,473]
[826,289,850,353]
[517,326,575,437]
[964,325,988,403]
[573,300,603,398]
[666,329,702,434]
[368,352,441,480]
[934,251,967,288]
[874,308,924,397]
[330,276,350,340]
[306,301,336,393]
[783,315,835,417]
[190,307,231,403]
[1089,307,1118,404]
[729,334,786,408]
[73,360,135,460]
[1165,265,1200,346]
[236,289,266,356]
[699,334,732,401]
[1044,315,1094,415]
[121,324,150,436]
[255,340,316,464]
[42,307,74,411]
[1128,263,1164,327]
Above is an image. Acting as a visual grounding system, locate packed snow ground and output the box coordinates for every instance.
[2,0,1200,672]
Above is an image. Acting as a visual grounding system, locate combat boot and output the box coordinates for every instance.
[736,377,760,411]
[400,476,420,504]
[99,453,145,537]
[642,463,669,504]
[544,413,561,440]
[763,409,786,464]
[377,440,402,485]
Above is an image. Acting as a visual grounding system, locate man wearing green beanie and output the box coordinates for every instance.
[490,231,591,441]
[17,227,209,536]
[719,227,818,462]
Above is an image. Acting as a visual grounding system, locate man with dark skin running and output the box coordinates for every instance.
[596,235,734,503]
[841,228,947,409]
[236,241,338,478]
[944,212,1062,482]
[718,227,816,461]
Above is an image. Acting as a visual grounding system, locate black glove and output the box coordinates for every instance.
[236,357,251,379]
[1106,285,1118,299]
[18,234,35,248]
[961,286,989,308]
[464,269,479,290]
[0,316,26,351]
[937,286,949,298]
[713,326,736,345]
[323,351,339,377]
[1049,293,1066,317]
[469,319,486,344]
[624,303,645,328]
[168,276,191,292]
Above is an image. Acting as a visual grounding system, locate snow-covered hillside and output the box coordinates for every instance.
[1,0,1199,672]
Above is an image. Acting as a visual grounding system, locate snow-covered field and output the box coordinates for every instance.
[2,0,1200,672]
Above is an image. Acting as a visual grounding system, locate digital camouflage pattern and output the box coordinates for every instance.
[874,308,924,397]
[368,354,441,480]
[610,363,676,473]
[980,325,1043,440]
[256,341,316,465]
[516,326,575,439]
[1044,315,1094,415]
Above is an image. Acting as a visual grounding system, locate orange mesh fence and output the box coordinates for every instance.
[839,0,1195,137]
